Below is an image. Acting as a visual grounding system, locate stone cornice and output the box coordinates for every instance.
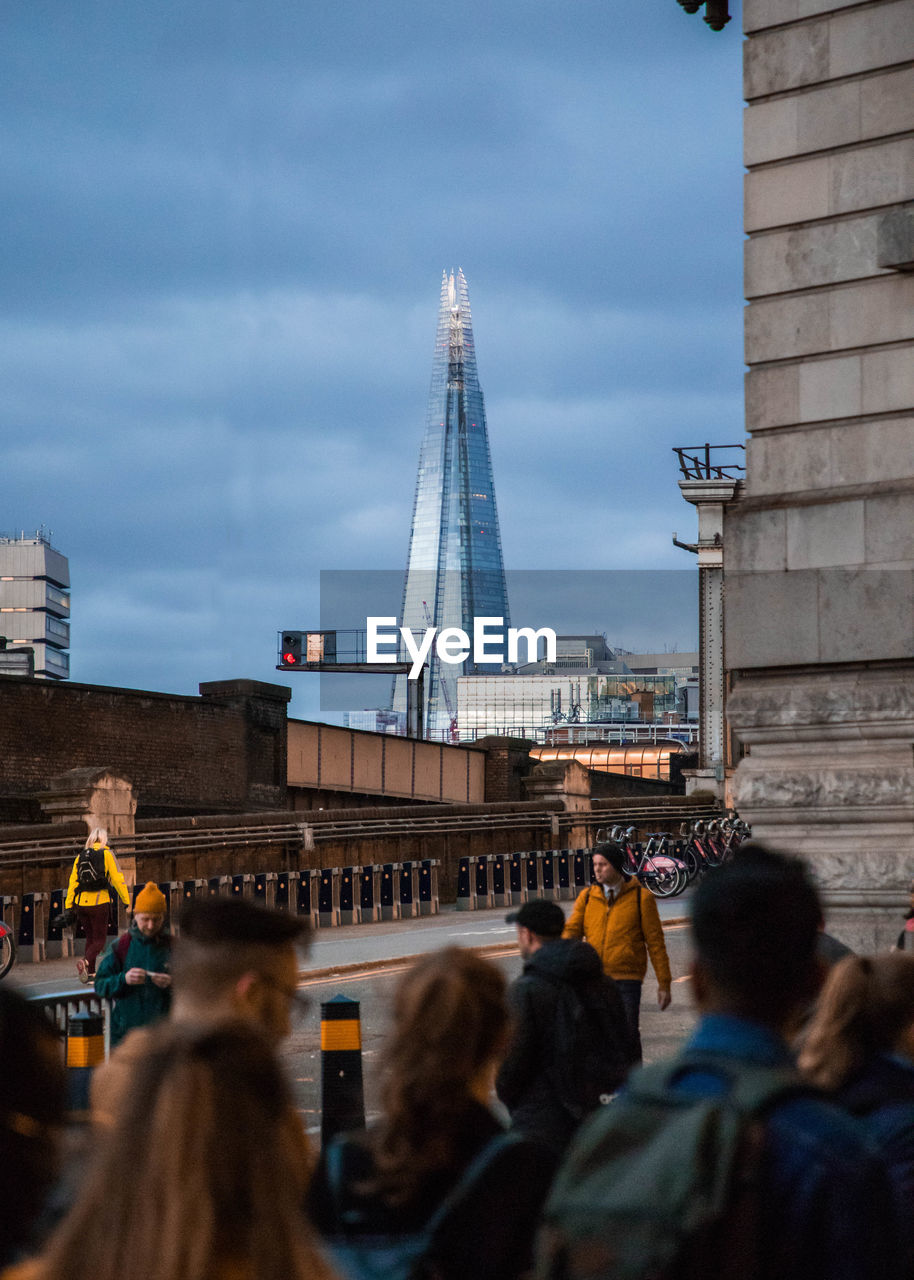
[727,673,914,735]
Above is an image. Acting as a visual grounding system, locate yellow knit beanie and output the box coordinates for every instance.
[134,882,167,915]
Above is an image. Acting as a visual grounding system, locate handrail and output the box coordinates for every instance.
[0,804,721,871]
[673,442,745,481]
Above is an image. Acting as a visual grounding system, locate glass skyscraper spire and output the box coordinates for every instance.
[395,269,510,739]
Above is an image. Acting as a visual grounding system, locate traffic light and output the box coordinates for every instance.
[279,632,303,667]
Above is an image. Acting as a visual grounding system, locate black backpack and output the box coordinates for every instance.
[537,1051,813,1280]
[548,976,630,1120]
[75,846,109,896]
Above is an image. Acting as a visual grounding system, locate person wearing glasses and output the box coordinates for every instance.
[91,896,310,1130]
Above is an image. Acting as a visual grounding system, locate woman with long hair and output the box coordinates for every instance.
[64,827,131,983]
[12,1021,335,1280]
[310,946,557,1280]
[799,952,914,1268]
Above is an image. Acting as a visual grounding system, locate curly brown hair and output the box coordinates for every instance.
[367,946,509,1205]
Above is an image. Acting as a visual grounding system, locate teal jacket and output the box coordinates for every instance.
[94,922,172,1045]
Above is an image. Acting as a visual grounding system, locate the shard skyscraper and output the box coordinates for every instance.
[395,269,510,739]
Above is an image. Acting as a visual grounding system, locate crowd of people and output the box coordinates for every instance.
[2,843,913,1280]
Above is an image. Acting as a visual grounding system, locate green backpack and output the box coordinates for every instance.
[536,1051,811,1280]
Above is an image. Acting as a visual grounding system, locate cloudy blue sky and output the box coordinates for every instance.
[2,0,743,723]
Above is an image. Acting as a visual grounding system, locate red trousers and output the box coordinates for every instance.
[77,903,111,974]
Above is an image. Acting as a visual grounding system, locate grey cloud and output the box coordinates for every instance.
[1,0,743,698]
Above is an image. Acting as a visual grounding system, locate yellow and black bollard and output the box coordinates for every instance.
[320,993,365,1145]
[66,1010,105,1114]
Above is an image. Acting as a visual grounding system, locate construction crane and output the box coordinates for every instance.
[422,601,459,744]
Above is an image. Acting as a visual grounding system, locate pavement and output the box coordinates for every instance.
[4,894,691,999]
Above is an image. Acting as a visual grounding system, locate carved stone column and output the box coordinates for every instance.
[727,667,914,949]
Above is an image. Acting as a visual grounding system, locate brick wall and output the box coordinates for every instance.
[0,676,290,820]
[475,736,536,802]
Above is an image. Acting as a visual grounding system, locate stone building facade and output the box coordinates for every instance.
[726,0,914,947]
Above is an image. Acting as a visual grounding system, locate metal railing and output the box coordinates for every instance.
[533,723,699,746]
[0,823,310,868]
[673,443,745,481]
[0,791,722,870]
[28,988,111,1047]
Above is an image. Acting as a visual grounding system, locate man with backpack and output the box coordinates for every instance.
[496,899,632,1155]
[93,881,172,1046]
[538,844,901,1280]
[63,827,132,983]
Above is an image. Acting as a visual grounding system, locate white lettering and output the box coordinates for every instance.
[508,627,557,664]
[473,616,504,663]
[365,617,557,677]
[401,625,437,679]
[437,627,471,664]
[367,617,398,662]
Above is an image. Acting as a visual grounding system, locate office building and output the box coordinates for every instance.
[457,671,680,741]
[394,269,510,738]
[455,639,698,741]
[0,531,70,679]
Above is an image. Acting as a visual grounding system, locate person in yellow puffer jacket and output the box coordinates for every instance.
[64,827,131,984]
[563,842,672,1062]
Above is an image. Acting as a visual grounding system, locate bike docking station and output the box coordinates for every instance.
[18,893,48,963]
[456,849,591,911]
[15,858,442,979]
[5,891,50,965]
[452,826,743,910]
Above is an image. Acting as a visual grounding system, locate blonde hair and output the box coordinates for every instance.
[31,1022,334,1280]
[799,953,914,1091]
[367,947,509,1205]
[85,827,108,848]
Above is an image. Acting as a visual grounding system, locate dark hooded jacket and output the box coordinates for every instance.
[838,1053,914,1274]
[495,938,631,1154]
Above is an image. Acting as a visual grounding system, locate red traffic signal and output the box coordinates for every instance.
[279,632,303,666]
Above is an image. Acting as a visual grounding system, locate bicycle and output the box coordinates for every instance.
[610,826,689,898]
[720,814,751,859]
[678,823,707,883]
[678,815,752,883]
[0,917,16,979]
